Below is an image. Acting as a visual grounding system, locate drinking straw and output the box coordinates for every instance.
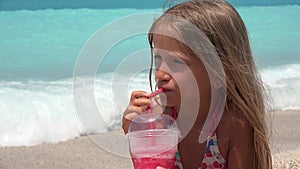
[149,88,164,98]
[148,88,164,129]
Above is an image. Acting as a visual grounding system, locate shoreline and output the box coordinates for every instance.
[1,110,299,169]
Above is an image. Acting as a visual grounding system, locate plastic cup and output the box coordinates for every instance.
[127,114,179,169]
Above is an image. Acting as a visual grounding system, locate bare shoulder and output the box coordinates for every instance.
[226,110,255,168]
[217,110,253,140]
[216,110,252,161]
[228,111,253,143]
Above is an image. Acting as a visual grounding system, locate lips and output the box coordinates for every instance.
[158,86,172,92]
[162,88,171,92]
[157,82,174,93]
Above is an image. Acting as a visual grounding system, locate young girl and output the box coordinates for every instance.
[123,0,272,168]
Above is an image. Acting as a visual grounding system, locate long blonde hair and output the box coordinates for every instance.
[148,0,272,168]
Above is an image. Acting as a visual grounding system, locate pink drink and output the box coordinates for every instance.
[132,146,177,169]
[127,116,179,169]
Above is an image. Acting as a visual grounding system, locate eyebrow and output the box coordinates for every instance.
[153,49,184,58]
[153,48,191,62]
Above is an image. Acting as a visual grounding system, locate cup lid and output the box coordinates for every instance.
[128,113,179,134]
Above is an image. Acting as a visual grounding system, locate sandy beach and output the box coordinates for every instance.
[1,110,299,169]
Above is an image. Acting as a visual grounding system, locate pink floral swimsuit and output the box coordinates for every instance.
[174,132,227,169]
[171,105,226,169]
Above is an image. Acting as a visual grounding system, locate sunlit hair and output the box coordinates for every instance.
[148,0,272,168]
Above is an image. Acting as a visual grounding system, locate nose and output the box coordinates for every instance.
[155,67,171,83]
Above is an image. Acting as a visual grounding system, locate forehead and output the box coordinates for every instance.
[152,33,208,67]
[152,34,195,57]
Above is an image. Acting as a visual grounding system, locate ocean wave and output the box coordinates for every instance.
[0,73,150,146]
[0,64,299,146]
[261,64,300,110]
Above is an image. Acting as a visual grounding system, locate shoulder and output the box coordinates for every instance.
[217,109,253,140]
[216,110,253,160]
[225,111,255,168]
[228,111,253,144]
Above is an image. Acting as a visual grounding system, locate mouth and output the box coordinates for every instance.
[158,87,172,93]
[162,88,171,92]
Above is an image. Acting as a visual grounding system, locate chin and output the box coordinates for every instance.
[163,91,179,105]
[165,99,180,108]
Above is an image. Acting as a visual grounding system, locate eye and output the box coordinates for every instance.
[174,59,185,64]
[154,55,162,67]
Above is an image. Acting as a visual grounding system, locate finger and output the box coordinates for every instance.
[131,98,151,108]
[124,105,145,115]
[131,91,149,101]
[122,106,146,134]
[124,111,140,121]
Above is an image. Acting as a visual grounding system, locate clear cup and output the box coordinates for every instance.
[127,113,179,169]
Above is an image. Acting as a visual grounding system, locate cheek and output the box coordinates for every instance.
[194,69,212,103]
[173,72,199,99]
[173,69,211,101]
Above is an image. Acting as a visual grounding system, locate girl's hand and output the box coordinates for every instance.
[156,167,166,169]
[122,91,151,133]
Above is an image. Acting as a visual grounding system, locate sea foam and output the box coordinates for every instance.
[0,65,299,146]
[262,64,300,110]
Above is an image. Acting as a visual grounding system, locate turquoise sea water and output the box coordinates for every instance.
[0,5,299,146]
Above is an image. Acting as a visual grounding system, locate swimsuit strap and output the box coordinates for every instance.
[175,132,227,169]
[201,132,227,168]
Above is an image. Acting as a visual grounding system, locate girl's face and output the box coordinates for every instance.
[153,34,211,111]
